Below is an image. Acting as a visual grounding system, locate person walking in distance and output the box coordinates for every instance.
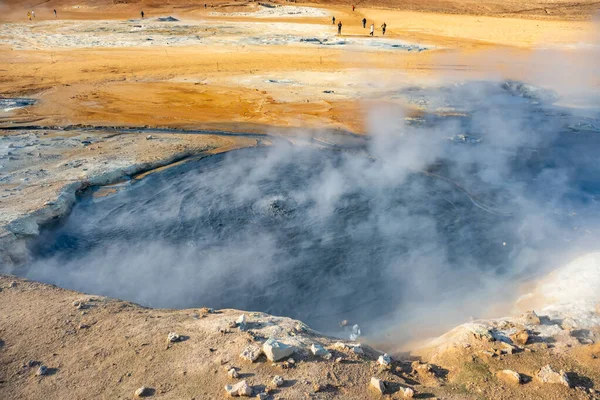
[352,4,355,11]
[141,10,145,19]
[362,17,366,28]
[370,23,374,36]
[54,9,57,17]
[31,10,35,18]
[381,22,386,35]
[27,11,31,21]
[332,16,335,25]
[338,21,342,35]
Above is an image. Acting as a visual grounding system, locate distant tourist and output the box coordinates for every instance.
[362,18,366,28]
[141,10,144,19]
[337,21,342,35]
[204,4,207,8]
[332,16,335,25]
[27,11,31,21]
[31,10,35,18]
[370,23,374,36]
[352,4,355,11]
[54,9,57,17]
[381,22,386,35]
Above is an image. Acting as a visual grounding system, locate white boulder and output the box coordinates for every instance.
[262,338,294,362]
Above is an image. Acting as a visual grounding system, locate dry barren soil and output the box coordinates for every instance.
[1,0,600,399]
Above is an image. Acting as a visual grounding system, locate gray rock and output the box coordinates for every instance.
[36,365,48,376]
[271,375,284,387]
[471,324,494,342]
[224,380,252,397]
[310,343,331,359]
[536,365,570,387]
[256,393,268,400]
[167,332,182,342]
[134,386,152,397]
[377,353,392,368]
[228,368,239,379]
[240,345,262,362]
[262,338,294,362]
[369,377,386,394]
[352,345,364,355]
[237,314,247,330]
[400,386,415,398]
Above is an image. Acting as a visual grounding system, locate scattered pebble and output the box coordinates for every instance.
[134,386,152,397]
[400,386,415,398]
[228,368,239,379]
[271,375,284,388]
[377,353,392,368]
[167,332,182,342]
[36,365,48,376]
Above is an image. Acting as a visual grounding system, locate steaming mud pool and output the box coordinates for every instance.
[21,81,600,338]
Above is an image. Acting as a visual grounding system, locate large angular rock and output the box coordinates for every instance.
[536,365,570,387]
[262,338,294,362]
[225,380,252,397]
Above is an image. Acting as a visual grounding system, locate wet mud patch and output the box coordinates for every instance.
[0,98,36,112]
